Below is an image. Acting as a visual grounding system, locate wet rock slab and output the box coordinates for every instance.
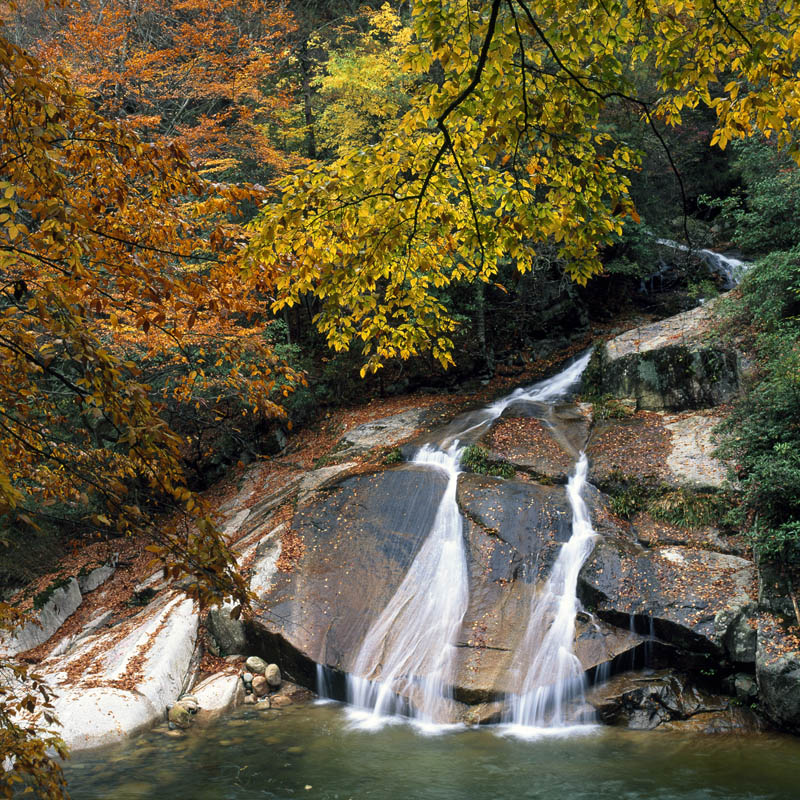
[250,469,645,711]
[588,410,729,490]
[250,466,450,676]
[483,405,587,482]
[580,532,757,658]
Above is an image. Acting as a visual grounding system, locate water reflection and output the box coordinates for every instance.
[65,702,800,800]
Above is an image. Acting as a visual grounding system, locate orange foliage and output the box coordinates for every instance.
[32,0,300,176]
[0,26,304,606]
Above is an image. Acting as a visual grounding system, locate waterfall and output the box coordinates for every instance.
[346,442,469,729]
[655,238,750,289]
[504,453,598,733]
[343,352,593,730]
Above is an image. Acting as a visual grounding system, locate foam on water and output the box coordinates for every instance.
[502,452,599,733]
[334,352,594,730]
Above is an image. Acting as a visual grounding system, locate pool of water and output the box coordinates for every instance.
[64,702,800,800]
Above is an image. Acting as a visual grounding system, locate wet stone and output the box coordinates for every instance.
[245,656,268,675]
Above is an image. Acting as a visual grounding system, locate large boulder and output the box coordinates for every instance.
[206,607,247,656]
[44,594,198,751]
[248,468,644,715]
[191,673,243,722]
[587,670,757,731]
[583,303,738,411]
[756,613,800,733]
[580,530,757,660]
[247,464,452,683]
[339,410,426,454]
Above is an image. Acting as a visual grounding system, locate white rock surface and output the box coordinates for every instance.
[247,523,284,598]
[192,673,243,721]
[0,578,82,656]
[222,508,251,539]
[605,302,716,360]
[101,596,198,712]
[43,594,198,751]
[664,413,728,489]
[51,688,158,751]
[341,409,424,449]
[78,563,116,593]
[297,463,356,506]
[48,609,113,659]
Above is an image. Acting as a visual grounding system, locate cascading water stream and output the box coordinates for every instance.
[504,452,598,733]
[339,351,594,729]
[346,442,469,729]
[655,238,751,289]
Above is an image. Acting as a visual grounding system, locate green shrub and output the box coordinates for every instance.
[601,472,657,519]
[383,447,403,465]
[592,394,635,420]
[715,248,800,568]
[601,471,732,528]
[648,489,730,528]
[460,445,515,479]
[701,138,800,256]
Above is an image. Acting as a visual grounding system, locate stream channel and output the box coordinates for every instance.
[64,353,800,798]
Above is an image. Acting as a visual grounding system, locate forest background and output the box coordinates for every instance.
[2,1,800,796]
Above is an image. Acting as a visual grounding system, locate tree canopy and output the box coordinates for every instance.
[247,0,800,375]
[3,0,800,795]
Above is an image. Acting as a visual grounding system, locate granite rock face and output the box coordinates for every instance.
[579,533,757,660]
[587,670,758,732]
[248,466,645,716]
[756,613,800,733]
[0,578,83,657]
[583,303,739,411]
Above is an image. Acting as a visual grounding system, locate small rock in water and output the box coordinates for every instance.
[271,695,292,708]
[243,694,257,705]
[265,663,282,687]
[256,698,272,710]
[245,656,268,674]
[252,675,269,697]
[735,673,758,700]
[178,694,199,711]
[168,700,196,729]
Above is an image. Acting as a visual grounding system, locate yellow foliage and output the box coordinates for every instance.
[248,0,800,374]
[314,4,415,155]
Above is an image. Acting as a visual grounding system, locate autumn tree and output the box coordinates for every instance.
[312,3,414,157]
[0,17,303,795]
[247,0,800,376]
[18,0,299,179]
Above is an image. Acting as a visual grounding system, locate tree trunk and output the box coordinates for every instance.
[300,39,316,160]
[474,280,491,376]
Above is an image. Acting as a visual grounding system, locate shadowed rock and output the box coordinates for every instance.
[249,469,645,714]
[580,530,756,659]
[586,669,758,731]
[582,303,738,411]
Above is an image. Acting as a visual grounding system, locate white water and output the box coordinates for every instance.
[340,352,594,730]
[503,452,598,734]
[346,442,469,729]
[656,238,750,289]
